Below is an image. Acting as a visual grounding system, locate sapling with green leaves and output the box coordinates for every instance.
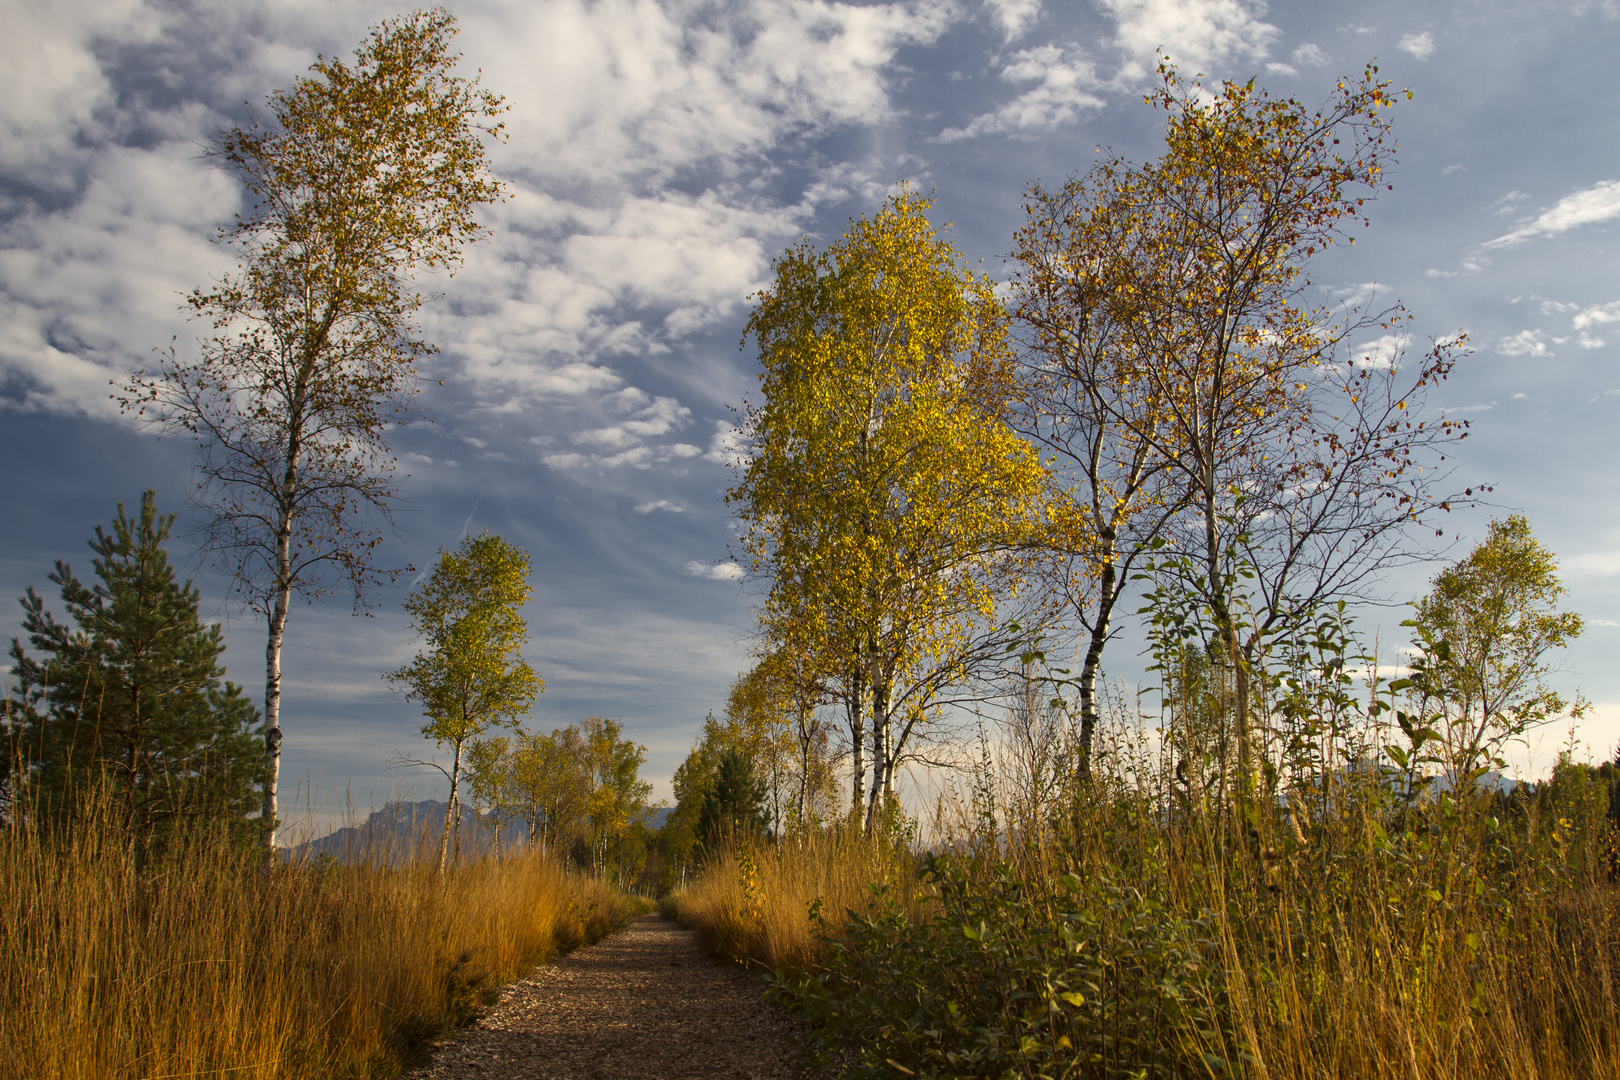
[387,531,540,872]
[1404,514,1586,790]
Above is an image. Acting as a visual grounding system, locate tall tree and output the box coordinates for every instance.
[119,9,506,849]
[6,492,261,840]
[1015,62,1472,788]
[1407,515,1586,787]
[730,189,1047,829]
[577,716,654,881]
[387,531,540,873]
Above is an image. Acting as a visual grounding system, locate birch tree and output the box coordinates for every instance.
[118,9,506,849]
[1014,62,1473,788]
[1407,516,1586,788]
[730,189,1046,829]
[387,532,540,873]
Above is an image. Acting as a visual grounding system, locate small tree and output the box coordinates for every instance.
[387,531,540,872]
[6,492,261,841]
[1407,515,1586,788]
[119,9,507,850]
[578,717,654,881]
[698,750,770,851]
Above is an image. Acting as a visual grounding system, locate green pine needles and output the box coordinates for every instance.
[5,491,262,842]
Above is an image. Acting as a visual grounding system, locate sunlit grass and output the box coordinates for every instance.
[2,784,648,1080]
[675,786,1620,1079]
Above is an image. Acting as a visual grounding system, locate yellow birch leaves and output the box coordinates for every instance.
[730,190,1043,708]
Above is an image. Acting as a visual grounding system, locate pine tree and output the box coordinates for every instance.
[6,492,262,840]
[697,750,769,851]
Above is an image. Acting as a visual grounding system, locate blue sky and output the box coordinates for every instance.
[4,0,1618,834]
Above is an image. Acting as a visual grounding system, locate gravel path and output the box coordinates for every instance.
[403,914,828,1080]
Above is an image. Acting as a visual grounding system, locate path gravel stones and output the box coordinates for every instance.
[403,914,828,1080]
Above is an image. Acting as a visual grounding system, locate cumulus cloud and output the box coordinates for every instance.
[1292,42,1329,67]
[936,44,1105,141]
[1497,330,1554,357]
[1484,180,1620,248]
[1,0,956,423]
[635,499,685,514]
[684,559,746,581]
[985,0,1041,42]
[1573,300,1620,332]
[1397,32,1435,60]
[1569,300,1620,349]
[704,421,750,467]
[1101,0,1279,80]
[575,389,693,450]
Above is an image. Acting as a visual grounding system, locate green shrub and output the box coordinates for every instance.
[770,854,1232,1079]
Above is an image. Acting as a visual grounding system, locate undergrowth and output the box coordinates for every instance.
[1,787,648,1080]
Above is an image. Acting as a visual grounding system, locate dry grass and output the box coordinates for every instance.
[675,791,1620,1079]
[2,791,648,1080]
[666,825,922,972]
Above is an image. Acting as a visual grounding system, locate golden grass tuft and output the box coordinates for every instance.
[667,825,922,972]
[2,791,648,1080]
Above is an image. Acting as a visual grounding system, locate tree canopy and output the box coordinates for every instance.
[387,530,540,872]
[118,8,507,849]
[730,187,1046,828]
[6,492,261,841]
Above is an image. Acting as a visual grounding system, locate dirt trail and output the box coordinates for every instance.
[403,914,826,1080]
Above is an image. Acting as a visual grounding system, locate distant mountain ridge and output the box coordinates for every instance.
[284,799,674,865]
[283,799,513,865]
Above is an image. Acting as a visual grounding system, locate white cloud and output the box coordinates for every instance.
[704,420,750,467]
[1102,0,1279,80]
[1266,62,1298,76]
[575,390,693,449]
[1351,334,1406,369]
[1564,551,1620,577]
[1497,330,1554,356]
[1491,190,1530,215]
[684,559,746,581]
[1291,42,1328,67]
[1573,300,1620,332]
[985,0,1041,42]
[635,499,686,514]
[0,0,956,420]
[936,44,1105,141]
[1484,180,1620,248]
[1397,32,1435,60]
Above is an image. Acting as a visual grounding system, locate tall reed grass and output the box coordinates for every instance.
[2,786,646,1080]
[665,822,920,972]
[675,779,1620,1079]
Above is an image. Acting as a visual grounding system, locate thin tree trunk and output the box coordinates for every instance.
[866,665,890,833]
[1076,532,1120,781]
[439,740,463,874]
[262,362,309,856]
[847,666,866,823]
[262,557,290,854]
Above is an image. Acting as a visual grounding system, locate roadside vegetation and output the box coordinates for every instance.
[8,8,1617,1080]
[0,779,646,1080]
[665,54,1620,1080]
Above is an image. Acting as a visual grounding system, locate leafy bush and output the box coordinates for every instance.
[770,854,1232,1079]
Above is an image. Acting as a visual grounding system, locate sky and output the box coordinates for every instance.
[3,0,1619,837]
